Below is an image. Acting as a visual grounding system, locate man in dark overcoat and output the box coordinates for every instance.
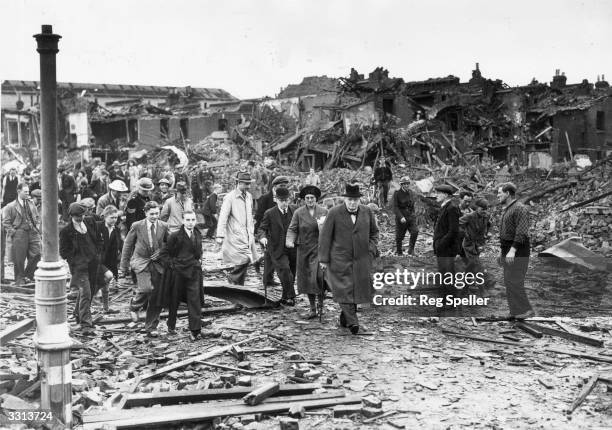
[433,185,462,300]
[159,210,205,341]
[257,187,297,306]
[318,184,379,334]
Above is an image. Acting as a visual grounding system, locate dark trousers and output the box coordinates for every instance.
[501,242,532,315]
[377,180,390,206]
[228,262,249,286]
[436,256,459,296]
[11,229,41,284]
[167,274,202,333]
[72,261,98,328]
[339,303,359,327]
[463,240,494,292]
[263,250,276,285]
[130,269,163,332]
[1,226,5,281]
[203,214,217,239]
[395,216,418,254]
[272,252,296,300]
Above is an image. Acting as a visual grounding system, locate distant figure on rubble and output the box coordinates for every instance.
[304,168,321,187]
[319,184,379,335]
[120,201,169,338]
[216,171,258,285]
[202,184,221,239]
[391,176,419,256]
[373,157,392,207]
[258,187,297,306]
[159,210,204,341]
[459,198,494,296]
[160,181,193,233]
[497,182,534,319]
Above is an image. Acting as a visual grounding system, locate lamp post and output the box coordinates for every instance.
[33,25,72,427]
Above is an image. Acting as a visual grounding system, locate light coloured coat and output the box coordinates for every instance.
[217,189,258,266]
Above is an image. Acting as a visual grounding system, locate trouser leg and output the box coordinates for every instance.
[24,231,41,279]
[339,303,359,327]
[11,229,28,283]
[382,181,390,205]
[185,276,202,333]
[395,219,408,254]
[307,294,316,310]
[1,226,5,281]
[436,256,457,297]
[407,219,419,254]
[263,251,275,285]
[503,255,531,316]
[228,262,249,285]
[74,265,94,328]
[144,270,162,332]
[276,254,295,300]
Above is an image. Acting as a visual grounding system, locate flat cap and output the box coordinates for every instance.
[399,176,411,184]
[236,171,253,183]
[473,198,489,209]
[30,189,42,198]
[435,184,455,195]
[158,178,171,185]
[68,202,86,216]
[272,175,289,186]
[175,181,188,192]
[80,197,95,209]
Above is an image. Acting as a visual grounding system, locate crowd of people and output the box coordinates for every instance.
[1,154,534,338]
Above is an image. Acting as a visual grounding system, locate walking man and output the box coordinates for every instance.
[319,184,379,334]
[2,183,41,286]
[373,156,392,207]
[433,185,461,300]
[216,171,258,286]
[120,201,169,337]
[96,179,128,215]
[498,182,534,319]
[160,181,193,233]
[391,176,419,255]
[160,211,204,341]
[202,184,221,239]
[258,187,297,306]
[59,203,103,335]
[125,177,154,230]
[459,198,494,295]
[94,205,123,313]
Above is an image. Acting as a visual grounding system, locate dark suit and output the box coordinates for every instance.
[160,227,204,333]
[60,217,103,328]
[255,191,277,285]
[202,192,218,239]
[258,205,297,300]
[433,199,461,297]
[60,174,77,221]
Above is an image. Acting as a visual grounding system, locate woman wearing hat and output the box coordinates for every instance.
[286,185,328,319]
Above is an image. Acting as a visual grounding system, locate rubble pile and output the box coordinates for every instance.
[189,137,232,163]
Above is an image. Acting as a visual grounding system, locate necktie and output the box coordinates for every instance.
[150,224,157,249]
[23,201,35,227]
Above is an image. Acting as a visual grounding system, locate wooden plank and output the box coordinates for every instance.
[0,319,35,345]
[97,305,238,325]
[441,329,523,347]
[83,395,363,429]
[198,361,256,375]
[514,322,543,338]
[521,322,603,347]
[568,375,599,414]
[124,335,263,386]
[545,347,612,364]
[243,382,280,406]
[122,383,319,408]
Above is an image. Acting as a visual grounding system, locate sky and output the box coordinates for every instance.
[1,0,611,99]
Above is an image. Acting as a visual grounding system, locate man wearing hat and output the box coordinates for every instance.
[257,187,297,305]
[125,177,154,231]
[60,202,103,335]
[110,160,126,183]
[498,182,534,319]
[319,184,379,334]
[2,167,19,208]
[391,176,419,256]
[160,181,194,233]
[90,169,109,200]
[2,183,41,286]
[29,170,41,193]
[286,185,328,317]
[30,189,42,214]
[216,172,258,285]
[433,184,462,302]
[255,175,290,287]
[96,179,127,216]
[60,166,77,222]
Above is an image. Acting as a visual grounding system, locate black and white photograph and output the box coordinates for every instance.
[1,0,611,428]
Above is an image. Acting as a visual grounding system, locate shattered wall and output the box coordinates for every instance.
[584,98,612,155]
[138,118,161,149]
[300,94,338,130]
[342,101,379,133]
[188,116,218,142]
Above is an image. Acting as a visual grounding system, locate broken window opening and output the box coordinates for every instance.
[382,98,394,115]
[180,118,189,139]
[218,118,228,131]
[449,112,459,131]
[160,118,169,139]
[596,111,605,130]
[127,119,138,143]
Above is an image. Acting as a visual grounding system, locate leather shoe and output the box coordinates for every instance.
[514,309,535,320]
[167,328,177,336]
[189,331,200,342]
[349,325,359,335]
[147,330,159,338]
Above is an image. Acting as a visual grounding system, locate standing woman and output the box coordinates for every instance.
[286,185,328,319]
[127,160,140,192]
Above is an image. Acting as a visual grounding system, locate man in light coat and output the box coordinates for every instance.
[120,201,169,337]
[160,181,193,233]
[318,184,379,334]
[216,171,258,285]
